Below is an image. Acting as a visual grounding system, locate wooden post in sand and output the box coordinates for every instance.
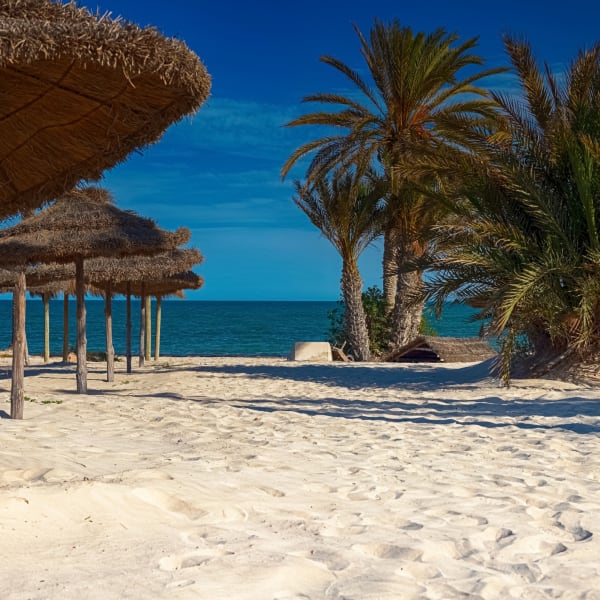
[43,292,50,363]
[11,272,26,419]
[145,295,151,361]
[105,283,115,383]
[139,283,146,368]
[75,256,87,394]
[62,293,69,363]
[126,283,132,375]
[154,296,162,360]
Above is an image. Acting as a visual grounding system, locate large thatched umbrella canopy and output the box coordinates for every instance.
[0,0,211,219]
[0,187,189,402]
[86,248,203,380]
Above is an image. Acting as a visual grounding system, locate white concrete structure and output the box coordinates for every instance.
[288,341,332,362]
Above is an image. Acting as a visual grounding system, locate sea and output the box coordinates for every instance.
[0,299,484,358]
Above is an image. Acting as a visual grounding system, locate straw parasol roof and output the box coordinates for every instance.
[0,263,75,293]
[0,187,189,263]
[88,248,203,286]
[112,270,204,297]
[387,336,497,363]
[0,0,211,219]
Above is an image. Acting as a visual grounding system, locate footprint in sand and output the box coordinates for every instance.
[131,487,207,520]
[1,467,51,484]
[159,552,213,571]
[554,509,593,542]
[305,548,350,571]
[353,543,422,561]
[256,485,286,498]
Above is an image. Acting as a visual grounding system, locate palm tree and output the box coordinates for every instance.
[293,169,385,360]
[424,37,600,381]
[282,20,503,349]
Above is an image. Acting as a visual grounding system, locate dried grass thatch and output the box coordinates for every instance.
[0,263,75,293]
[387,336,497,363]
[88,248,203,286]
[0,0,211,218]
[111,270,204,297]
[0,187,189,264]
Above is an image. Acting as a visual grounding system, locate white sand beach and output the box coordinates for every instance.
[1,356,599,599]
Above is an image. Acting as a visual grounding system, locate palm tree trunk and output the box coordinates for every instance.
[341,259,371,361]
[154,296,162,361]
[105,283,115,383]
[126,283,132,374]
[144,295,151,361]
[43,292,50,363]
[62,293,69,363]
[10,271,26,419]
[75,256,87,394]
[389,250,425,349]
[382,227,399,313]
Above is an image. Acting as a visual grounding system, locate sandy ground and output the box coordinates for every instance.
[0,355,599,599]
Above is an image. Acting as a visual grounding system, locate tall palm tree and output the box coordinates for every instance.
[282,20,503,349]
[424,37,600,381]
[293,169,385,360]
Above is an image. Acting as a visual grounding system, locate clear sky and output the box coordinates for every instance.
[89,0,600,300]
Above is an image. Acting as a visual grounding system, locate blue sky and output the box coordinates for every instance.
[90,0,600,300]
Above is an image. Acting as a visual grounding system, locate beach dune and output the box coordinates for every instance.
[1,356,599,599]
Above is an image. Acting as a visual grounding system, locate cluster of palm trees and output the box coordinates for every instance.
[282,20,600,378]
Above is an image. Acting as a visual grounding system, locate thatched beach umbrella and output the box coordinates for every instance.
[0,1,210,419]
[112,271,204,363]
[0,0,211,220]
[87,248,203,381]
[0,187,189,413]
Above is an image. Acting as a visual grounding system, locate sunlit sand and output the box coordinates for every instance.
[1,356,599,599]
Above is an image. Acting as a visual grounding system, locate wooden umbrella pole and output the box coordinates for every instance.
[126,283,132,374]
[75,256,87,394]
[139,283,146,368]
[11,271,26,419]
[105,283,114,383]
[154,296,162,360]
[145,295,151,361]
[43,292,50,363]
[62,293,69,362]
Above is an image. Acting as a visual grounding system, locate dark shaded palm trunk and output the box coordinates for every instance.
[389,242,425,349]
[382,227,399,313]
[341,259,371,361]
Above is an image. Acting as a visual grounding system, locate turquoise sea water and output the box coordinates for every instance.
[0,299,483,358]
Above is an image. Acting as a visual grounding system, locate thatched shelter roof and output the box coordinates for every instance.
[111,270,204,297]
[0,187,189,265]
[0,0,211,219]
[0,263,74,293]
[387,336,497,363]
[88,248,203,286]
